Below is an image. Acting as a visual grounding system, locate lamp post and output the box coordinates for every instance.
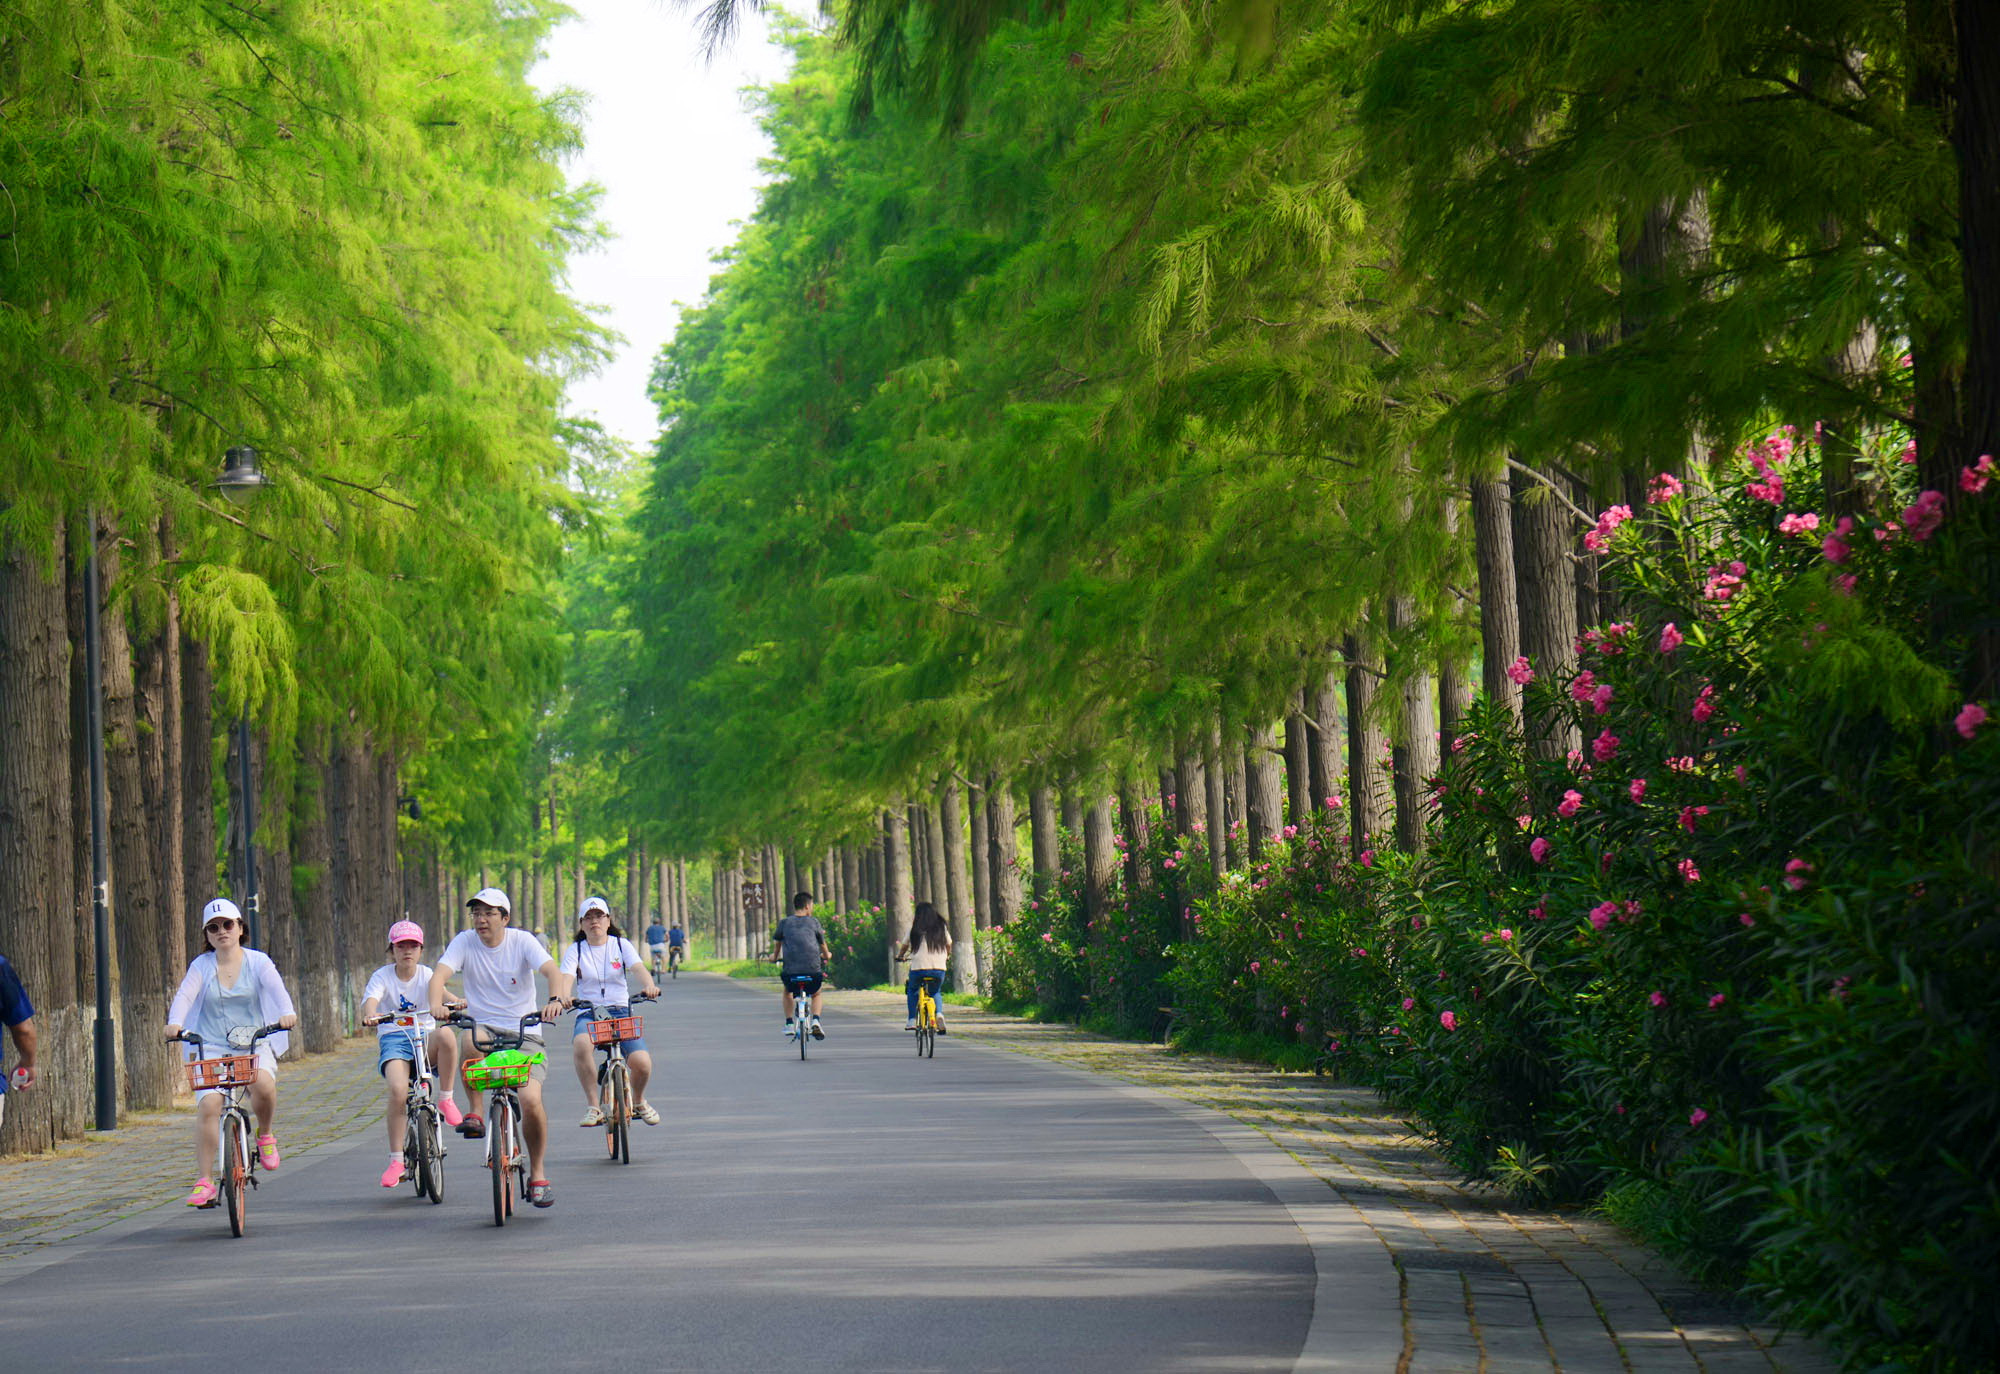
[212,447,270,949]
[83,514,116,1131]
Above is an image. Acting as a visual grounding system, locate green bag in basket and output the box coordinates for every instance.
[463,1047,543,1091]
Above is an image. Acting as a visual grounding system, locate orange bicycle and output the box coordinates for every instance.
[170,1024,284,1238]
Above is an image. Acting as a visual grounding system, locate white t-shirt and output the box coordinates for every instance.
[908,939,950,969]
[439,928,553,1035]
[363,965,437,1040]
[560,936,643,1009]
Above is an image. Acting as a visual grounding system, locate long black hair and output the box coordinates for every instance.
[907,901,949,955]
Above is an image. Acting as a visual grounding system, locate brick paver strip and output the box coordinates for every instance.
[825,988,1839,1374]
[0,1035,382,1267]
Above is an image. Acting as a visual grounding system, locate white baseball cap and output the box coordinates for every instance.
[201,897,243,927]
[466,887,512,913]
[578,895,610,919]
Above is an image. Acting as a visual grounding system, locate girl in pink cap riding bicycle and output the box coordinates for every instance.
[359,920,463,1188]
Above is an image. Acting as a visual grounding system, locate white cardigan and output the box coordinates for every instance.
[167,949,296,1059]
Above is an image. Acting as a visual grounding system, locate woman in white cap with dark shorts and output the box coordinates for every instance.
[164,897,299,1207]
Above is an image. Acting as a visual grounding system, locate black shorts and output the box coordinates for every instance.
[781,972,823,996]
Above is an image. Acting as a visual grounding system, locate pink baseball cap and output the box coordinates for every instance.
[387,920,425,946]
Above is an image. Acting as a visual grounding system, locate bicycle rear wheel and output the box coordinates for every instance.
[488,1095,511,1227]
[414,1103,444,1203]
[222,1111,249,1238]
[797,998,809,1060]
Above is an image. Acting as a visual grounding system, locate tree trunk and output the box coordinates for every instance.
[179,629,216,951]
[1224,717,1249,870]
[884,805,913,983]
[1283,696,1313,829]
[1471,473,1522,725]
[1059,788,1082,840]
[1174,742,1205,839]
[967,777,992,930]
[1028,785,1058,914]
[1082,795,1116,933]
[1344,631,1389,856]
[1511,460,1581,759]
[1388,598,1441,854]
[989,778,1023,926]
[100,546,173,1109]
[1438,659,1474,744]
[1307,669,1341,819]
[135,525,186,986]
[1243,721,1283,860]
[938,778,977,991]
[0,526,83,1152]
[1116,779,1146,904]
[1203,717,1227,876]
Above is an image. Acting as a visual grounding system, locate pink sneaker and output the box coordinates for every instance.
[438,1097,464,1128]
[379,1160,405,1189]
[256,1134,281,1171]
[185,1178,219,1208]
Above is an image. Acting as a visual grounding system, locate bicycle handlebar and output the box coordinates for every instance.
[167,1024,285,1052]
[439,1011,547,1051]
[566,992,659,1015]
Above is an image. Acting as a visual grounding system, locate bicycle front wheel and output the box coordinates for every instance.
[488,1095,512,1227]
[610,1062,630,1165]
[414,1103,444,1203]
[222,1111,249,1238]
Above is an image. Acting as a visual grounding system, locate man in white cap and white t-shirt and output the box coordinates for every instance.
[428,887,569,1208]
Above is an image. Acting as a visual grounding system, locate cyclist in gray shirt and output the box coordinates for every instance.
[770,892,832,1041]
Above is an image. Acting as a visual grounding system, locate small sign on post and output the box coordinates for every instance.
[742,881,765,913]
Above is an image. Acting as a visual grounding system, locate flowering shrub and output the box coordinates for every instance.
[819,900,890,978]
[982,425,1996,1367]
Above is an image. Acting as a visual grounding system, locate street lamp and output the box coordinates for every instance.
[83,515,115,1131]
[211,447,270,949]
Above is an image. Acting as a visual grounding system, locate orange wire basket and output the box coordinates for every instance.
[588,1015,642,1047]
[186,1055,259,1091]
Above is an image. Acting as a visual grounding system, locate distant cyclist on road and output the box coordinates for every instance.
[666,918,687,974]
[770,891,831,1041]
[643,913,668,976]
[892,900,953,1034]
[428,887,568,1209]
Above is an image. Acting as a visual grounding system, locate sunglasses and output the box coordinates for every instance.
[204,919,239,932]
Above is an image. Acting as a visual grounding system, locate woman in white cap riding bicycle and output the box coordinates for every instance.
[359,919,463,1188]
[164,898,299,1208]
[560,895,662,1128]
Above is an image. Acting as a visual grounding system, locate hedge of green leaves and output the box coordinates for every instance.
[990,431,2000,1369]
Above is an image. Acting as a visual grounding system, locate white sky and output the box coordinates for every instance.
[534,1,796,452]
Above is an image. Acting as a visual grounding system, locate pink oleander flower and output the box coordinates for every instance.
[1557,789,1583,819]
[1570,670,1597,702]
[1589,683,1613,714]
[1689,1107,1709,1128]
[1647,472,1684,504]
[1628,777,1648,803]
[1904,489,1947,541]
[1784,857,1814,891]
[1505,655,1535,685]
[1956,702,1988,739]
[1529,836,1552,864]
[1529,902,1547,920]
[1739,912,1756,927]
[1900,437,1917,462]
[1439,1011,1458,1031]
[1516,814,1533,831]
[1691,685,1718,723]
[1295,1023,1307,1035]
[1358,849,1375,868]
[1584,504,1634,553]
[1248,960,1262,974]
[1678,804,1709,832]
[1324,794,1342,809]
[1703,568,1743,601]
[1833,572,1858,595]
[1591,730,1621,763]
[1401,998,1415,1012]
[1733,764,1748,784]
[1666,755,1696,773]
[1281,824,1298,839]
[1708,992,1727,1009]
[1588,901,1618,931]
[1499,929,1514,941]
[1658,622,1684,654]
[1648,990,1667,1008]
[1677,858,1701,883]
[1040,931,1053,942]
[1778,511,1821,536]
[1962,455,1996,493]
[1746,473,1785,504]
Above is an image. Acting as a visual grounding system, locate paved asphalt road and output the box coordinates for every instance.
[0,973,1314,1371]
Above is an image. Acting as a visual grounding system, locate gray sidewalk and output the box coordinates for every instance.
[0,1036,382,1264]
[824,987,1838,1374]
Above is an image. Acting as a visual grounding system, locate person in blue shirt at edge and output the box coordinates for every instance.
[666,917,687,974]
[0,950,39,1131]
[643,913,668,976]
[770,891,832,1041]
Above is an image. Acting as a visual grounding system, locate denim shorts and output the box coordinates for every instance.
[572,1005,647,1055]
[377,1030,420,1075]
